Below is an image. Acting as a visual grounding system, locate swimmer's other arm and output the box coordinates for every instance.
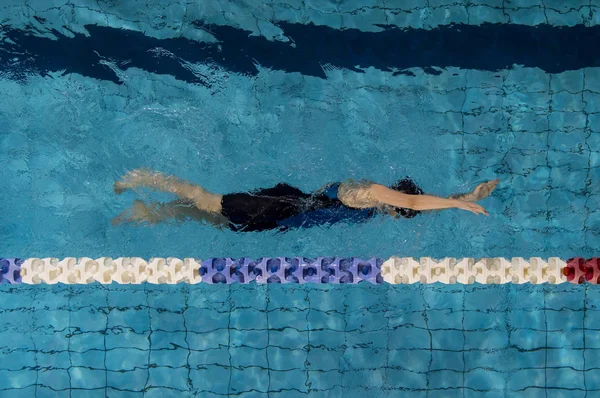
[369,184,489,216]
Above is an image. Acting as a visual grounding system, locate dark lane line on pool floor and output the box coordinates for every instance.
[1,22,599,86]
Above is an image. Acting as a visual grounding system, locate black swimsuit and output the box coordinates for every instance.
[220,179,423,232]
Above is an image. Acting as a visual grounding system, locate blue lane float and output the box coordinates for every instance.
[0,258,23,284]
[200,257,384,284]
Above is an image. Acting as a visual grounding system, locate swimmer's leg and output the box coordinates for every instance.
[112,199,228,227]
[114,169,223,213]
[112,200,160,225]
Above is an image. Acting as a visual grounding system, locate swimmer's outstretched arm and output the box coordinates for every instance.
[369,184,490,216]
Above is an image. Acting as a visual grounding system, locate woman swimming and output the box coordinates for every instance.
[112,169,499,232]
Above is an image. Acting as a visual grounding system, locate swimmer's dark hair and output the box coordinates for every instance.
[390,178,424,219]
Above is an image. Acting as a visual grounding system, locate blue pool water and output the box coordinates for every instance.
[1,0,600,396]
[1,8,599,259]
[1,283,599,397]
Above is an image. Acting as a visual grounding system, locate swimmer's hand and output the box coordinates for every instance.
[455,200,489,216]
[472,179,500,201]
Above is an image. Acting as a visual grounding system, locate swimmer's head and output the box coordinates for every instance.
[390,178,424,219]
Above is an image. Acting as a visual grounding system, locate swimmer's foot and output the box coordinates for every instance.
[114,181,127,194]
[111,200,159,226]
[114,169,154,194]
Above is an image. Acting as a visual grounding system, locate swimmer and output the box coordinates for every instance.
[112,169,499,232]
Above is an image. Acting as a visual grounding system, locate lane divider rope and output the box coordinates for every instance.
[0,257,597,285]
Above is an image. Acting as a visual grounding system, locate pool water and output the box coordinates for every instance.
[1,17,599,260]
[1,0,599,396]
[2,282,598,397]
